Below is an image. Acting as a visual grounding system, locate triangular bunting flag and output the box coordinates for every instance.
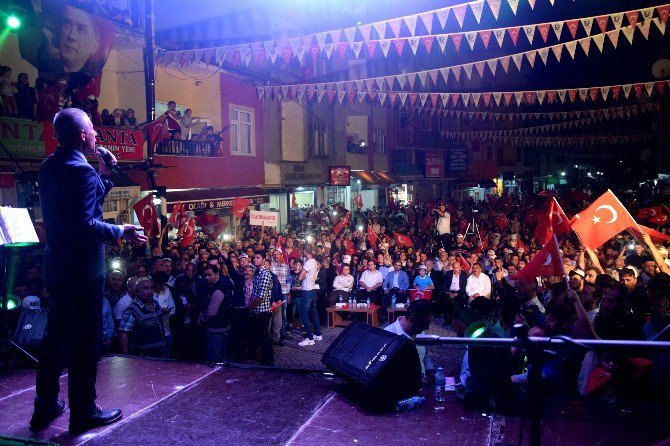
[343,28,356,47]
[388,18,402,37]
[611,13,624,30]
[565,41,577,59]
[452,5,467,28]
[637,21,651,40]
[436,9,450,29]
[487,59,498,76]
[508,27,521,46]
[537,23,550,43]
[474,62,486,78]
[512,53,524,71]
[451,33,463,52]
[494,29,506,47]
[463,64,474,80]
[409,37,421,55]
[625,11,639,28]
[552,21,564,40]
[379,39,392,57]
[581,18,594,36]
[607,29,620,48]
[507,0,519,15]
[423,36,434,54]
[596,16,609,34]
[592,33,605,52]
[419,12,434,34]
[579,38,591,56]
[538,47,549,65]
[480,30,492,49]
[373,21,387,40]
[471,1,485,23]
[566,20,580,39]
[524,25,536,44]
[437,35,449,52]
[487,0,502,20]
[451,66,462,82]
[493,92,503,106]
[499,56,511,73]
[621,26,635,44]
[465,32,478,50]
[404,15,418,36]
[394,39,405,56]
[526,50,537,67]
[653,17,667,35]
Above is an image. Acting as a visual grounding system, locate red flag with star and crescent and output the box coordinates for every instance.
[534,197,572,245]
[179,218,197,248]
[637,206,663,220]
[355,194,363,209]
[571,190,641,250]
[333,212,350,236]
[367,225,380,248]
[512,235,565,282]
[132,194,160,237]
[168,200,188,229]
[195,212,228,240]
[232,197,250,218]
[394,232,413,248]
[458,253,471,271]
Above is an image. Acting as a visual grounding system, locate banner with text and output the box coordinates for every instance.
[250,210,279,228]
[425,151,445,178]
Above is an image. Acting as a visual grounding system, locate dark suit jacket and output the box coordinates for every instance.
[39,147,122,284]
[443,270,467,295]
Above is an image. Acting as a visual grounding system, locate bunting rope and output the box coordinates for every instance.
[254,20,665,105]
[162,4,668,73]
[415,101,656,122]
[442,132,651,147]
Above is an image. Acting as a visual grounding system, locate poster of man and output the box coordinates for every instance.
[19,1,116,119]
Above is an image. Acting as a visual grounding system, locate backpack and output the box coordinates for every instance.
[270,271,283,303]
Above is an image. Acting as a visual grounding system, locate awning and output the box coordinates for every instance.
[350,170,378,185]
[478,179,497,188]
[166,186,268,212]
[374,171,402,185]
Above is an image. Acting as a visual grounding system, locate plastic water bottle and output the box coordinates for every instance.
[396,396,426,412]
[349,296,353,308]
[434,367,446,402]
[338,295,343,303]
[366,297,371,308]
[391,296,396,308]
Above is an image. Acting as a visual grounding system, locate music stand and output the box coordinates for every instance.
[0,207,40,365]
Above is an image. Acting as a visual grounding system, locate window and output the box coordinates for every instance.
[373,127,386,154]
[309,121,328,157]
[230,106,254,156]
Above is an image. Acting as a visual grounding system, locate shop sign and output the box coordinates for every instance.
[329,166,351,185]
[282,163,324,185]
[178,195,268,212]
[425,151,445,178]
[249,210,278,228]
[0,117,47,158]
[106,186,140,201]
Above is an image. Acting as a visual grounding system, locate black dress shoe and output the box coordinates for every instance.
[29,399,66,432]
[69,407,122,433]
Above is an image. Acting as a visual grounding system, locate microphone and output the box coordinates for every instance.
[96,147,125,176]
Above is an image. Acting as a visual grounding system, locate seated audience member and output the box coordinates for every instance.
[466,262,492,303]
[383,260,410,306]
[357,260,383,304]
[118,277,167,358]
[413,265,435,291]
[328,264,354,306]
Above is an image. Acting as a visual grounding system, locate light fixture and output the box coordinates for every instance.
[2,295,21,311]
[6,14,20,30]
[332,211,337,216]
[560,171,566,177]
[110,259,122,270]
[357,225,364,231]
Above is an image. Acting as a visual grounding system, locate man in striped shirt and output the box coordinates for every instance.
[270,249,290,345]
[250,253,274,366]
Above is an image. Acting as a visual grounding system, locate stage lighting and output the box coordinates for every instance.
[1,295,20,310]
[6,14,20,30]
[111,259,122,270]
[464,320,495,338]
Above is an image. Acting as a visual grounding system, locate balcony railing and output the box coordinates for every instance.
[155,140,219,157]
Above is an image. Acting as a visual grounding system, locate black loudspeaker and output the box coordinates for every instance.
[322,322,422,402]
[13,309,49,347]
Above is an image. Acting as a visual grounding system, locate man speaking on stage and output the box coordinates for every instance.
[30,108,146,433]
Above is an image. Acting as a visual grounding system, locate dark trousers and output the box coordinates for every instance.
[356,288,381,305]
[328,290,351,307]
[35,276,104,416]
[231,307,251,361]
[248,312,274,366]
[444,292,467,323]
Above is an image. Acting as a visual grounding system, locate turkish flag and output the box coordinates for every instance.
[145,117,170,148]
[495,213,510,231]
[196,212,228,240]
[394,232,413,248]
[168,201,188,229]
[367,225,380,248]
[291,193,298,208]
[277,236,284,250]
[648,212,669,226]
[637,206,663,220]
[179,218,197,248]
[512,235,565,282]
[571,190,641,250]
[459,253,470,271]
[534,198,572,244]
[333,212,350,236]
[344,239,356,256]
[459,218,468,234]
[231,197,250,218]
[133,194,160,237]
[629,224,670,243]
[355,194,363,209]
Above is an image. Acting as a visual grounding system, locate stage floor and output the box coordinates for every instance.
[0,356,668,446]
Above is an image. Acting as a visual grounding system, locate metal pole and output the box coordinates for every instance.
[415,335,670,350]
[143,0,156,161]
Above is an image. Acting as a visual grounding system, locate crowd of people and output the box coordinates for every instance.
[6,191,670,405]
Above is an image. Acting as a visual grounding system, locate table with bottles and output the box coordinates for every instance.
[326,303,381,328]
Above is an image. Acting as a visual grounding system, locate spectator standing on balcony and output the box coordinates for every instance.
[0,66,18,115]
[122,109,137,128]
[15,73,37,119]
[180,109,200,139]
[163,101,181,138]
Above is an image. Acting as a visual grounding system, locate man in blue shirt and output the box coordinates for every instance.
[383,260,410,308]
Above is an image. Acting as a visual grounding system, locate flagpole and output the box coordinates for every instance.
[553,234,570,288]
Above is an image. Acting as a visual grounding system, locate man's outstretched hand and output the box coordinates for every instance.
[121,225,148,244]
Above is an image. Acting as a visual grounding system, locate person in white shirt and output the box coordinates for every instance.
[384,299,433,377]
[328,264,354,306]
[359,260,383,305]
[297,245,322,346]
[465,262,492,303]
[113,276,139,324]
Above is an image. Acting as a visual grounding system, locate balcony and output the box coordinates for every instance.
[155,140,219,157]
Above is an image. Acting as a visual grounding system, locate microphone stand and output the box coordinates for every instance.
[415,327,670,446]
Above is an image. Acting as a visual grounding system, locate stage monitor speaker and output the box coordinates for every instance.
[322,322,421,402]
[12,309,48,347]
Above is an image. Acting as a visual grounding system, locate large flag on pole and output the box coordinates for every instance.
[512,235,565,282]
[394,232,413,248]
[133,194,160,237]
[179,218,196,248]
[571,189,641,250]
[168,200,188,229]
